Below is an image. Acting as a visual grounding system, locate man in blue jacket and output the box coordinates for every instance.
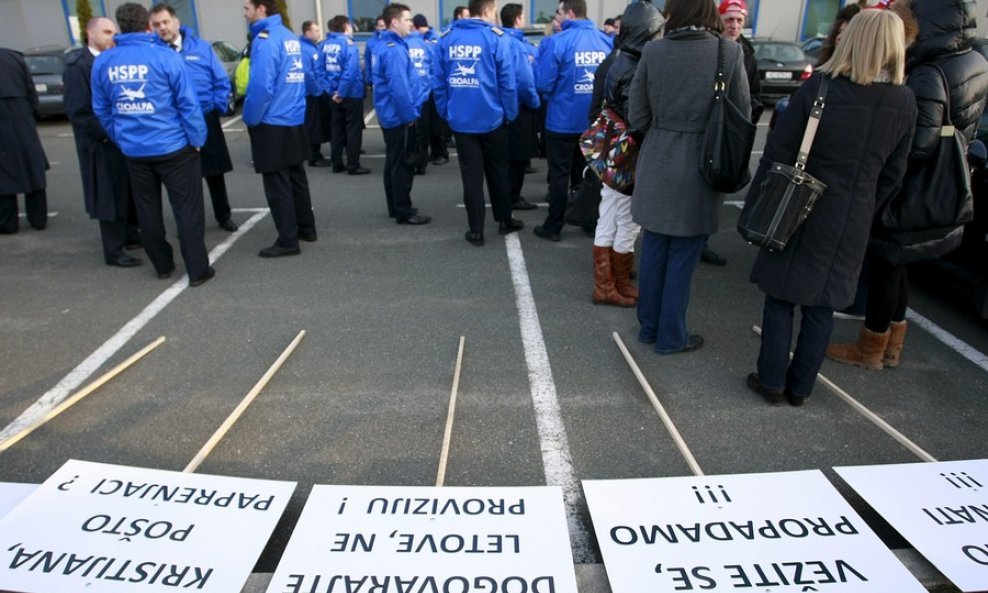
[364,16,387,86]
[150,3,239,233]
[371,3,431,225]
[501,3,540,211]
[92,2,213,285]
[435,0,523,246]
[300,20,331,167]
[405,23,435,176]
[243,0,318,257]
[325,16,370,175]
[533,0,611,241]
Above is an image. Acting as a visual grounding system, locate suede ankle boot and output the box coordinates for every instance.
[611,249,638,300]
[592,246,635,307]
[826,326,890,370]
[883,320,907,368]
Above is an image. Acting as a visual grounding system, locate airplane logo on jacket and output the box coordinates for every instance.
[119,83,146,101]
[581,70,595,83]
[292,58,304,70]
[454,63,476,76]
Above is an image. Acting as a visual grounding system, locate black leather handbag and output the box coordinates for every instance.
[738,75,830,252]
[699,37,757,194]
[880,65,974,233]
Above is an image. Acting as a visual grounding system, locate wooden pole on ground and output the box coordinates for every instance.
[436,336,466,487]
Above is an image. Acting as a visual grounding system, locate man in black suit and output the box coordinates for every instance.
[63,16,142,267]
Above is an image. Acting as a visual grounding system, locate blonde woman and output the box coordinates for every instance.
[745,9,916,406]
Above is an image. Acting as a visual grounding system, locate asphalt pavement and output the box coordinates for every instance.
[0,109,986,584]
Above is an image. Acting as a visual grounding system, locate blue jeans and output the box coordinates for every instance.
[637,231,706,353]
[757,295,834,397]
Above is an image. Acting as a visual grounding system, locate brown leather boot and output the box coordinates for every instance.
[826,326,890,370]
[883,320,907,368]
[593,246,635,307]
[611,249,639,300]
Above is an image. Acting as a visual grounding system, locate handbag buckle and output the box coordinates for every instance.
[941,124,955,138]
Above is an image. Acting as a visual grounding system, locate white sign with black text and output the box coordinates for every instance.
[266,485,577,593]
[0,459,296,593]
[584,470,926,592]
[836,459,988,592]
[0,483,36,519]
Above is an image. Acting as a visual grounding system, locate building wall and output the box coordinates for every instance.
[0,0,70,50]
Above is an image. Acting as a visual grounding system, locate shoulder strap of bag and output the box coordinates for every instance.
[931,64,956,135]
[794,75,830,171]
[713,37,727,97]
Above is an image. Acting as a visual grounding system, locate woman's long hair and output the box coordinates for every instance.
[818,9,906,85]
[663,0,722,33]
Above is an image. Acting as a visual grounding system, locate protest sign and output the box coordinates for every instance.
[0,483,35,519]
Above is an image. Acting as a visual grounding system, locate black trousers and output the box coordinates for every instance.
[427,95,449,160]
[204,174,231,224]
[0,190,47,233]
[382,124,417,220]
[543,132,582,233]
[126,147,209,279]
[330,97,364,171]
[508,160,527,200]
[865,257,910,333]
[261,164,315,249]
[455,126,512,234]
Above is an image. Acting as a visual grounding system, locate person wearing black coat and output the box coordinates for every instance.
[63,17,142,267]
[828,0,988,371]
[745,9,917,406]
[0,47,48,234]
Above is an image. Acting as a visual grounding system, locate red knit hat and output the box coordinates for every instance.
[718,0,749,16]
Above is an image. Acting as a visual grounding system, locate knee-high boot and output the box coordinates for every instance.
[593,246,635,307]
[612,249,638,299]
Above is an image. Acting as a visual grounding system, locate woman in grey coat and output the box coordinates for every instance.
[746,9,916,406]
[628,0,749,353]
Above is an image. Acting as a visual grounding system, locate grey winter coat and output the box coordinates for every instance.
[628,30,749,236]
[748,74,917,309]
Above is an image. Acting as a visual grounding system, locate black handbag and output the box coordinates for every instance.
[738,75,830,252]
[880,65,974,232]
[699,37,757,194]
[565,167,602,227]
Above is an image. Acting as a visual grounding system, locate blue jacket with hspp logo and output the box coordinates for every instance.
[319,32,347,95]
[434,18,517,134]
[371,31,421,129]
[405,31,434,108]
[91,32,206,158]
[299,35,324,96]
[534,19,611,134]
[335,34,365,99]
[154,26,230,115]
[243,14,306,127]
[505,28,540,111]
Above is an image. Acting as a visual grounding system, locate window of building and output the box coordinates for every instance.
[531,0,556,25]
[801,0,842,40]
[159,0,201,37]
[350,0,389,33]
[60,0,107,45]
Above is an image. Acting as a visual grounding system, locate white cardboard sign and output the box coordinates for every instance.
[0,483,36,519]
[0,459,296,593]
[266,485,577,593]
[584,470,926,593]
[836,459,988,592]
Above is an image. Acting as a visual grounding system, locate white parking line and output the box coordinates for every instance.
[0,210,270,445]
[221,114,244,129]
[364,109,376,126]
[503,233,591,563]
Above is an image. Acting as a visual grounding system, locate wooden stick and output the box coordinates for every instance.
[184,330,306,473]
[612,332,705,476]
[0,336,166,454]
[436,336,466,487]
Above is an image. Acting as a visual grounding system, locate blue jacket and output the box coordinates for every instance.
[335,34,364,99]
[299,36,324,96]
[154,26,230,115]
[506,28,540,111]
[244,14,307,127]
[535,19,611,134]
[405,31,434,108]
[371,31,421,129]
[435,19,517,134]
[364,31,383,85]
[319,32,347,95]
[91,32,206,158]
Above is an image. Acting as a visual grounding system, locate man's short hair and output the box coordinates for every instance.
[560,0,587,18]
[468,0,494,18]
[328,15,349,32]
[116,3,150,34]
[246,0,279,15]
[150,3,176,17]
[453,6,469,19]
[500,3,523,28]
[382,3,410,27]
[302,20,316,33]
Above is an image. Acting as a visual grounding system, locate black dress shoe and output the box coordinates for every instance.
[511,197,538,210]
[432,156,449,165]
[397,214,431,225]
[786,392,807,407]
[189,266,216,287]
[297,229,318,242]
[259,245,301,258]
[498,218,524,235]
[747,373,785,405]
[125,240,143,251]
[106,254,142,268]
[309,158,333,167]
[218,219,239,232]
[465,231,484,246]
[348,167,371,175]
[701,248,727,266]
[332,164,347,173]
[533,225,561,242]
[157,265,175,279]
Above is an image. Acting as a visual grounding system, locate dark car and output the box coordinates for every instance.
[210,40,243,105]
[801,36,825,66]
[751,40,813,102]
[23,46,76,117]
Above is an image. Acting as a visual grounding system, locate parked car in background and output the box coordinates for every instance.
[751,40,813,102]
[801,36,825,66]
[23,46,76,117]
[211,40,243,106]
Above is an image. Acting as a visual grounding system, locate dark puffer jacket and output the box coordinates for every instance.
[871,0,988,264]
[604,2,664,127]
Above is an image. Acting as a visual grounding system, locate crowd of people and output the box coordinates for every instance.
[0,0,984,405]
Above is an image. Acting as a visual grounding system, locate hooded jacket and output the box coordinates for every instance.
[871,0,988,263]
[243,14,307,128]
[155,26,231,115]
[299,35,324,97]
[506,28,540,111]
[535,19,613,134]
[604,2,663,127]
[371,31,422,128]
[319,32,348,96]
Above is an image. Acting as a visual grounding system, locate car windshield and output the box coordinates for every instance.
[25,55,65,75]
[755,44,806,63]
